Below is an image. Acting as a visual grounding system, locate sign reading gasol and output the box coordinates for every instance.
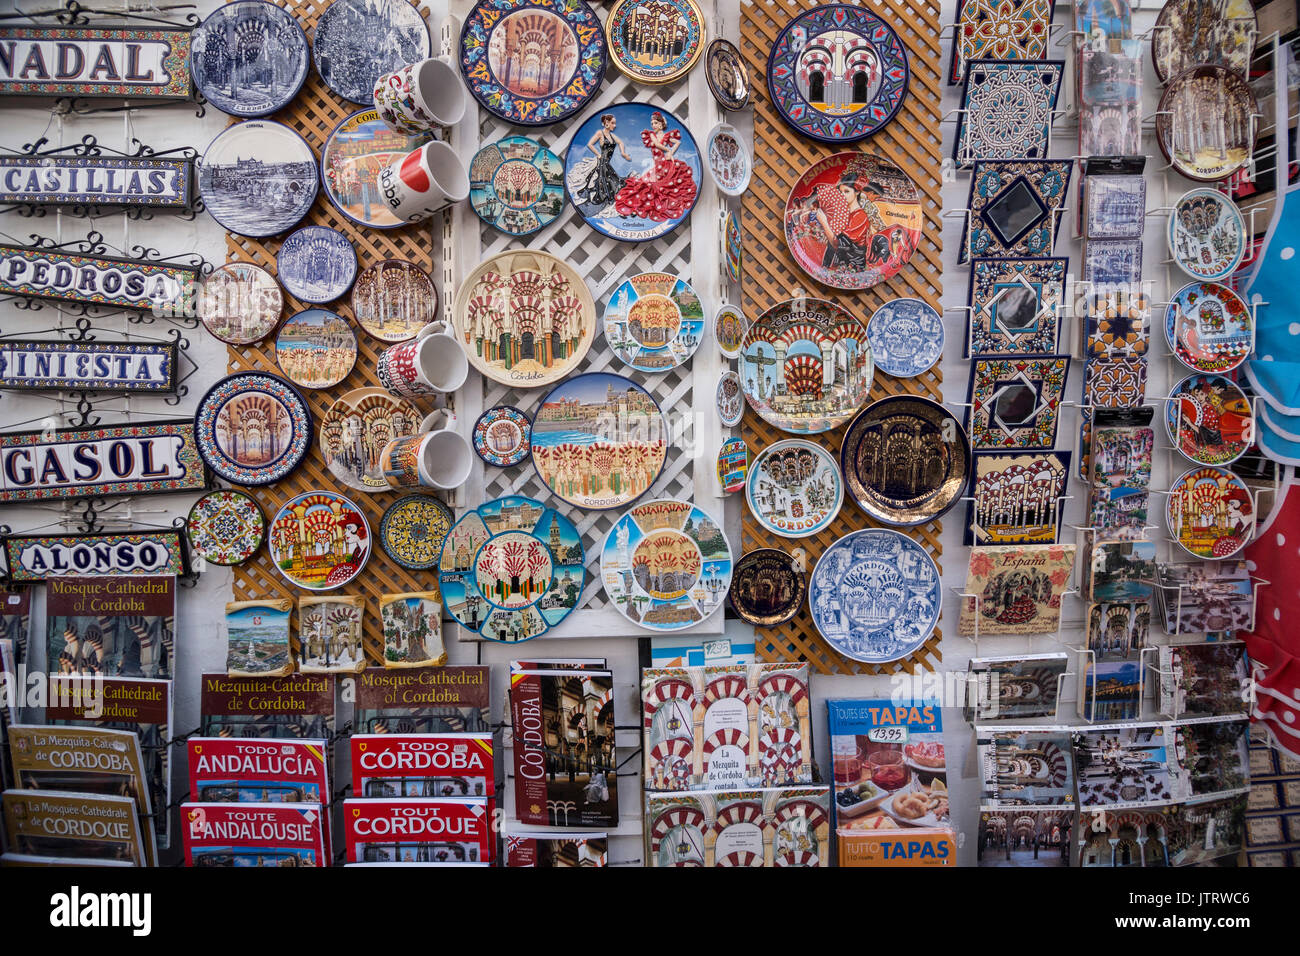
[0,27,192,99]
[0,340,177,392]
[0,244,197,312]
[3,528,190,582]
[0,154,194,209]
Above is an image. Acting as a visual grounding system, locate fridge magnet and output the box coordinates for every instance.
[198,261,282,346]
[716,370,743,427]
[379,494,453,571]
[313,0,431,105]
[729,548,805,626]
[198,120,316,237]
[603,271,704,373]
[962,159,1072,263]
[194,372,312,486]
[705,123,750,196]
[954,59,1063,164]
[351,259,437,343]
[957,543,1077,637]
[745,438,844,539]
[468,135,565,236]
[1164,280,1252,374]
[321,387,420,492]
[1084,287,1149,357]
[321,109,431,229]
[186,489,265,567]
[967,354,1071,450]
[967,451,1071,546]
[1152,0,1256,84]
[1082,357,1147,409]
[276,225,357,304]
[714,302,747,359]
[1083,238,1142,288]
[1167,466,1254,558]
[472,405,532,467]
[1084,174,1146,239]
[274,308,358,389]
[380,590,446,667]
[866,297,943,377]
[268,490,372,590]
[605,0,705,84]
[706,37,751,110]
[1168,187,1247,282]
[1155,66,1257,183]
[225,598,293,677]
[949,0,1054,85]
[191,0,309,117]
[717,436,750,493]
[1165,372,1251,466]
[1090,425,1154,494]
[967,256,1067,355]
[298,594,366,674]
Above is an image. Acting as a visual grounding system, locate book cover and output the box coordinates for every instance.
[3,789,145,865]
[977,728,1076,807]
[200,673,336,740]
[965,653,1069,721]
[343,797,490,864]
[1157,641,1250,718]
[187,737,329,804]
[647,636,756,667]
[181,801,326,867]
[505,829,608,866]
[46,576,174,679]
[644,786,831,866]
[299,595,366,673]
[0,852,134,867]
[958,545,1076,636]
[379,591,445,668]
[354,666,490,734]
[977,808,1076,866]
[510,658,608,673]
[351,733,492,800]
[225,599,294,678]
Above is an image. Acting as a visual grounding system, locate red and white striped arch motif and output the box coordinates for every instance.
[1113,811,1147,833]
[774,850,821,867]
[759,728,803,783]
[774,799,828,830]
[648,805,706,851]
[703,673,748,706]
[780,323,828,347]
[716,850,764,867]
[642,676,695,727]
[714,800,765,832]
[703,726,747,756]
[756,672,809,709]
[743,324,780,346]
[648,738,693,786]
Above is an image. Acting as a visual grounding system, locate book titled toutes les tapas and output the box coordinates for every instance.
[343,797,491,865]
[181,802,327,867]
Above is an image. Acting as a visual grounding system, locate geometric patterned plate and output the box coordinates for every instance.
[193,371,313,486]
[954,59,1063,164]
[380,493,454,571]
[187,489,266,566]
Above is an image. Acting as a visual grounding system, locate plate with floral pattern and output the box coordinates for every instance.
[380,493,454,570]
[187,489,265,566]
[194,372,312,486]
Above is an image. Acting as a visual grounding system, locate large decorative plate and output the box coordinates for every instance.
[706,38,750,111]
[1168,188,1247,282]
[321,109,431,229]
[705,123,750,196]
[603,272,703,372]
[439,495,584,642]
[198,262,282,345]
[187,489,265,566]
[1167,466,1254,559]
[351,260,437,343]
[809,528,940,664]
[967,256,1067,355]
[841,396,969,527]
[469,136,565,237]
[714,302,746,358]
[453,249,595,388]
[766,4,909,144]
[1155,66,1257,183]
[192,0,310,117]
[1152,0,1256,84]
[745,439,844,539]
[276,225,357,303]
[600,498,732,632]
[313,0,431,105]
[1165,373,1251,466]
[867,298,943,377]
[606,0,705,84]
[954,59,1063,164]
[199,120,317,238]
[739,297,874,435]
[729,548,805,627]
[380,493,453,570]
[268,490,372,590]
[473,405,532,467]
[194,372,312,486]
[274,308,357,389]
[962,159,1072,263]
[320,387,420,492]
[1164,281,1252,374]
[967,353,1070,450]
[530,372,668,510]
[564,102,701,243]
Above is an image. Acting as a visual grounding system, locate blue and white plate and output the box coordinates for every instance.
[313,0,431,105]
[867,298,944,377]
[194,371,313,486]
[198,120,317,238]
[603,272,704,372]
[192,1,310,117]
[276,225,357,303]
[746,439,843,539]
[469,136,566,237]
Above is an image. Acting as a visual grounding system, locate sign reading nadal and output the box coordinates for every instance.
[0,340,177,392]
[3,529,189,582]
[0,245,197,311]
[0,154,194,209]
[0,27,192,99]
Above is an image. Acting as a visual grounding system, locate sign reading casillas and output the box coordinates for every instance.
[0,154,194,209]
[0,340,177,392]
[0,27,192,99]
[3,528,190,582]
[0,244,197,312]
[0,420,207,504]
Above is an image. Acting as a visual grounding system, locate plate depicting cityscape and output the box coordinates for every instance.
[469,135,566,236]
[603,272,704,372]
[198,120,317,237]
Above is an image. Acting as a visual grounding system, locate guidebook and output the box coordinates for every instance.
[3,789,145,865]
[351,733,492,800]
[200,673,336,740]
[505,829,608,867]
[354,666,490,734]
[181,801,327,867]
[45,576,174,678]
[343,796,491,864]
[644,786,831,866]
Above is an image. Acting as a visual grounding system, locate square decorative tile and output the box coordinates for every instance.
[955,59,1064,164]
[1084,288,1150,358]
[962,160,1073,263]
[1082,356,1148,407]
[968,256,1068,355]
[1083,237,1143,287]
[967,353,1071,450]
[1084,173,1146,238]
[967,450,1073,546]
[950,0,1056,85]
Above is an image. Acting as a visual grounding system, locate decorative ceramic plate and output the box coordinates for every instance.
[724,209,742,283]
[187,489,265,566]
[717,436,749,493]
[268,490,372,590]
[380,493,453,570]
[198,120,317,237]
[784,152,922,290]
[1164,281,1253,374]
[603,272,703,373]
[454,249,595,388]
[1168,188,1247,282]
[954,59,1063,164]
[564,102,701,243]
[746,439,844,539]
[766,3,909,143]
[867,298,943,377]
[706,37,750,110]
[962,159,1072,263]
[1155,66,1257,183]
[469,136,565,236]
[351,260,437,343]
[276,225,357,303]
[739,297,874,435]
[192,0,310,117]
[313,0,431,105]
[439,495,584,642]
[320,387,420,492]
[322,109,432,229]
[706,123,750,196]
[716,370,743,428]
[194,372,312,486]
[1167,466,1255,559]
[274,308,357,389]
[968,256,1067,356]
[1165,373,1252,466]
[459,0,605,126]
[729,548,805,626]
[809,528,941,664]
[1152,0,1256,84]
[841,396,969,527]
[714,302,746,358]
[198,262,282,345]
[600,498,732,632]
[606,0,705,83]
[531,372,668,510]
[473,405,532,467]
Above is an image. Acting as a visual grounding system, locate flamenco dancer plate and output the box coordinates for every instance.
[380,493,453,570]
[729,548,805,627]
[745,439,844,539]
[603,272,704,373]
[320,387,420,492]
[187,489,265,566]
[1168,188,1247,283]
[784,152,922,290]
[194,372,312,486]
[1167,466,1254,559]
[1165,373,1251,466]
[473,405,532,467]
[268,490,372,591]
[1164,281,1253,374]
[313,0,431,105]
[867,298,943,377]
[469,136,566,237]
[606,0,705,84]
[564,103,702,243]
[322,110,431,230]
[706,38,751,111]
[191,0,310,117]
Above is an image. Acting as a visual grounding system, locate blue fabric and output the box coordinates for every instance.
[1245,359,1300,416]
[1245,182,1300,359]
[1258,412,1300,466]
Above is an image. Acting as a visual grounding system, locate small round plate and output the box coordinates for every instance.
[277,225,357,303]
[714,302,746,358]
[313,0,431,105]
[1165,373,1252,466]
[268,490,372,590]
[729,548,805,626]
[192,1,310,117]
[746,439,844,539]
[706,123,750,197]
[717,436,749,493]
[198,120,317,237]
[322,109,432,230]
[469,136,565,237]
[351,260,437,343]
[724,209,742,283]
[1152,0,1256,84]
[706,38,751,111]
[194,372,313,486]
[604,272,703,373]
[606,0,705,84]
[380,493,453,570]
[1167,466,1255,559]
[1168,188,1247,283]
[275,308,357,389]
[198,262,282,345]
[1164,281,1253,374]
[717,370,743,427]
[867,298,944,378]
[187,489,265,566]
[320,387,420,492]
[473,405,532,467]
[1156,66,1257,182]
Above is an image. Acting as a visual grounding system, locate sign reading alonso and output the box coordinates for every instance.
[2,528,190,582]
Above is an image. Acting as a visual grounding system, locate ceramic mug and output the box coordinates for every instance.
[377,140,470,222]
[380,409,472,491]
[377,320,469,397]
[373,57,468,135]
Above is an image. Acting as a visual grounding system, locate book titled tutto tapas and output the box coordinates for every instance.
[343,797,491,865]
[181,802,328,867]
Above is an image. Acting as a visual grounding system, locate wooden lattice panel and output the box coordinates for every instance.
[740,0,945,674]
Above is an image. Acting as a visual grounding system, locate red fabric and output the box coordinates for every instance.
[614,129,696,223]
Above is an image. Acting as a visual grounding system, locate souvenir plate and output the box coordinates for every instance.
[1167,466,1254,559]
[565,103,701,243]
[454,249,595,388]
[606,0,705,84]
[604,272,703,372]
[274,308,357,389]
[191,1,310,117]
[705,123,750,197]
[322,109,431,230]
[1165,373,1251,466]
[962,159,1072,263]
[380,493,453,570]
[1152,0,1256,84]
[809,528,940,664]
[198,262,282,345]
[968,354,1070,450]
[967,257,1066,355]
[739,297,874,435]
[469,136,565,237]
[724,209,742,283]
[198,120,316,238]
[439,495,584,642]
[954,59,1063,164]
[716,370,743,428]
[473,405,532,467]
[530,372,667,510]
[313,0,431,105]
[187,489,265,567]
[729,548,805,627]
[714,303,746,358]
[967,451,1071,546]
[867,297,943,377]
[458,0,605,126]
[706,38,750,111]
[766,4,909,144]
[717,436,749,493]
[194,372,312,486]
[746,439,844,539]
[268,490,372,590]
[600,498,732,632]
[950,0,1054,85]
[1155,66,1257,183]
[784,152,922,291]
[1164,281,1252,374]
[320,387,420,492]
[276,225,357,304]
[351,260,437,343]
[1168,188,1247,282]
